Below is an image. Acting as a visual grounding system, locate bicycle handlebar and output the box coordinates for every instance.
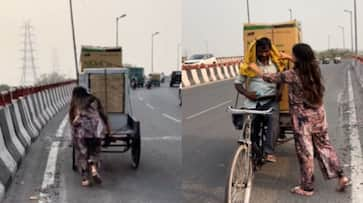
[227,106,273,115]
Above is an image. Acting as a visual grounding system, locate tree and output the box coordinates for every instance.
[0,84,10,92]
[35,72,68,86]
[316,49,354,59]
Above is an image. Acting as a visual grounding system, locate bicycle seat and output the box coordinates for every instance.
[227,106,273,115]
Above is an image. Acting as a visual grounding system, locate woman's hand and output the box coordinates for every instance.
[72,115,80,126]
[280,52,294,62]
[248,63,263,76]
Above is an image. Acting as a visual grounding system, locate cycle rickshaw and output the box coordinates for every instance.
[72,68,141,171]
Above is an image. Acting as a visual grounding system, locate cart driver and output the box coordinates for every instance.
[234,37,284,163]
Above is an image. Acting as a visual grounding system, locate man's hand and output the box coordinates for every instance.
[248,63,263,76]
[245,91,257,101]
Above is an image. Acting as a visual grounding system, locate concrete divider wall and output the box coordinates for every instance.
[182,61,241,88]
[0,80,75,202]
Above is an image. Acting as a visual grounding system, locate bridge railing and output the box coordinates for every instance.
[0,80,76,106]
[181,60,242,88]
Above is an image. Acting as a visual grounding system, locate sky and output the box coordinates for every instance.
[0,0,181,86]
[2,0,363,86]
[182,0,363,58]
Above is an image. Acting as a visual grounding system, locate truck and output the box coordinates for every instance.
[125,66,145,89]
[145,73,161,89]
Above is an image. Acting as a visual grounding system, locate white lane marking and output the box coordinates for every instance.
[56,115,69,137]
[146,103,155,110]
[185,100,232,120]
[142,136,181,141]
[162,113,181,123]
[0,183,4,202]
[347,70,363,203]
[138,96,144,101]
[39,141,60,203]
[39,115,68,203]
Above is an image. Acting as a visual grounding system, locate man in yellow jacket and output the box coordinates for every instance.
[234,37,284,162]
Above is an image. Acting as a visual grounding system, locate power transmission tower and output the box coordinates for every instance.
[20,21,38,85]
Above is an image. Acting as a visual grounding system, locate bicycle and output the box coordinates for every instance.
[225,106,273,203]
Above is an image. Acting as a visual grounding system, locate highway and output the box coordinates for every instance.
[2,80,182,203]
[182,60,359,203]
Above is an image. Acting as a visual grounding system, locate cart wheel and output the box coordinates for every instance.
[72,145,77,171]
[131,130,141,169]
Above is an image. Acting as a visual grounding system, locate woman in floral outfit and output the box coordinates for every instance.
[69,86,110,186]
[248,43,350,196]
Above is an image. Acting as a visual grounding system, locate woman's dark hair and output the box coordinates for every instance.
[293,43,325,106]
[69,86,109,127]
[69,86,90,121]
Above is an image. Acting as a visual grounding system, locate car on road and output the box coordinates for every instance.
[333,56,342,64]
[183,54,217,65]
[322,57,330,64]
[170,71,181,87]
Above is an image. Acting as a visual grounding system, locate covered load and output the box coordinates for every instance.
[80,46,122,71]
[243,20,302,112]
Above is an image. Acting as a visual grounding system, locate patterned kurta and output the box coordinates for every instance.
[263,69,343,191]
[71,101,106,176]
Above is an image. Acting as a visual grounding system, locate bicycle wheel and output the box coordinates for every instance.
[225,144,253,203]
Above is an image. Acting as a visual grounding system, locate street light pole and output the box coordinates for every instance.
[289,8,293,20]
[69,0,79,83]
[177,43,181,70]
[353,0,358,55]
[338,26,346,49]
[116,14,127,47]
[151,32,159,73]
[344,9,354,52]
[246,0,251,23]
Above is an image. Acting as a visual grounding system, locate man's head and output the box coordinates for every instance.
[256,37,272,63]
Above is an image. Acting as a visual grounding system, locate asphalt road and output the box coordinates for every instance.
[2,81,181,203]
[182,60,357,203]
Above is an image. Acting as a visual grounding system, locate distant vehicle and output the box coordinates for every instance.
[160,72,165,83]
[145,73,161,89]
[322,57,330,64]
[127,66,145,89]
[183,54,217,65]
[333,56,342,64]
[170,71,181,87]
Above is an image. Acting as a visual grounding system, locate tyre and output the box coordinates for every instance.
[131,128,141,169]
[225,144,253,203]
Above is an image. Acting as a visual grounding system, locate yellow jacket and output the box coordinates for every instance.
[240,39,287,77]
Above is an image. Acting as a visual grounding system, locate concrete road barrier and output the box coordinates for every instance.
[31,94,47,126]
[24,96,42,131]
[16,98,38,139]
[0,128,16,198]
[182,62,240,88]
[3,106,29,150]
[0,107,25,163]
[9,103,31,147]
[0,80,75,202]
[37,92,51,121]
[46,89,57,115]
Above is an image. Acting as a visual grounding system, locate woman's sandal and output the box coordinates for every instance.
[336,177,351,192]
[290,186,314,196]
[81,179,91,187]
